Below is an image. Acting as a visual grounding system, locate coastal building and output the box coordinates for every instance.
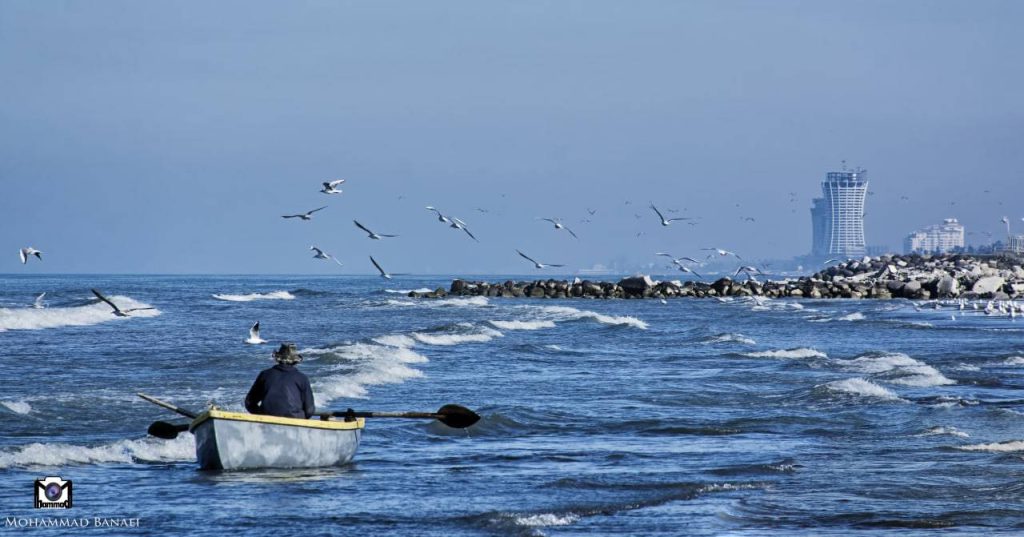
[1006,234,1024,254]
[903,218,965,254]
[809,168,868,257]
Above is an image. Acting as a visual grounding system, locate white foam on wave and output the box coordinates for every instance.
[0,435,194,469]
[487,319,557,331]
[743,348,827,359]
[1002,356,1024,366]
[0,296,160,332]
[312,341,429,402]
[532,305,648,329]
[840,353,954,387]
[838,312,865,321]
[384,299,417,307]
[917,426,970,439]
[957,440,1024,453]
[412,325,503,346]
[212,290,295,302]
[821,378,903,401]
[1,400,31,415]
[512,513,580,528]
[384,288,434,294]
[704,333,757,345]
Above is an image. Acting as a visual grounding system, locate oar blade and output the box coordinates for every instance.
[436,404,480,429]
[147,421,189,439]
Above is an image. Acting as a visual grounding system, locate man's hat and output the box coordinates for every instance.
[273,343,303,365]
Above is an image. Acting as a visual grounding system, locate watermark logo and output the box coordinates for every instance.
[34,477,72,509]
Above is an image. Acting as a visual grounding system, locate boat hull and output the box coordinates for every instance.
[190,410,363,470]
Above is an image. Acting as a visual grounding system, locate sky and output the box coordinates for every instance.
[2,0,1022,274]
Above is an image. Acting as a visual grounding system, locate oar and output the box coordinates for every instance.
[320,404,480,429]
[138,393,199,440]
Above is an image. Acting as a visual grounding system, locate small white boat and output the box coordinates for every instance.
[189,409,364,471]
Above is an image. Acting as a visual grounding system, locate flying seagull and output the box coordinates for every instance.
[354,220,398,240]
[676,265,702,278]
[587,208,597,216]
[449,217,479,241]
[19,247,42,264]
[320,179,345,194]
[516,249,564,269]
[823,258,840,265]
[310,246,343,266]
[734,265,762,278]
[702,248,742,260]
[282,206,327,221]
[650,204,690,226]
[540,218,579,239]
[656,252,700,266]
[90,289,154,317]
[370,256,394,280]
[245,321,267,345]
[425,206,450,224]
[33,292,46,309]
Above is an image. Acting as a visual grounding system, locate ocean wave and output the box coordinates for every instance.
[1,400,31,415]
[917,426,970,439]
[838,312,865,321]
[820,378,903,401]
[1002,356,1024,366]
[956,440,1024,453]
[703,333,756,345]
[487,319,557,331]
[532,305,648,329]
[412,325,503,346]
[840,352,954,388]
[211,290,295,302]
[384,288,434,294]
[0,435,194,469]
[0,296,161,332]
[312,342,429,402]
[512,513,580,528]
[743,348,827,359]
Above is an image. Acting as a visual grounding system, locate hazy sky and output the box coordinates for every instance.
[3,1,1022,274]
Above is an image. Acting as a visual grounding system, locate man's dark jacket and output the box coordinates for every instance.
[245,364,316,419]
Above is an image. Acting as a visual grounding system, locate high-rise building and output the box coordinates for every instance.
[809,168,868,257]
[903,218,965,254]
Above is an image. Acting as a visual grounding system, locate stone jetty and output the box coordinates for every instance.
[410,254,1024,300]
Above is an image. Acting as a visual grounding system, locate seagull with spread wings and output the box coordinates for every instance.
[354,220,398,240]
[449,217,479,241]
[516,249,564,269]
[310,246,343,266]
[540,218,579,239]
[320,179,345,194]
[702,248,742,260]
[19,247,42,264]
[425,206,450,224]
[245,321,267,344]
[282,206,327,221]
[650,204,690,226]
[90,289,155,317]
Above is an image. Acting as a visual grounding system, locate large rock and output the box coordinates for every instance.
[936,276,959,297]
[972,276,1005,294]
[618,275,656,296]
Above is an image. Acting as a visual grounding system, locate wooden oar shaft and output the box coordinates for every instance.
[137,392,198,419]
[349,411,440,419]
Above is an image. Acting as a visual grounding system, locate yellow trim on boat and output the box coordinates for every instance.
[190,409,365,431]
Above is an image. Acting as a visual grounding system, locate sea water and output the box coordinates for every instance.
[1,274,1023,535]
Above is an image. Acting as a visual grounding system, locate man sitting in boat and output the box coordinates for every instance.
[245,343,316,419]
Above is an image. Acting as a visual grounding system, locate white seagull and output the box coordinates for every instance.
[310,246,343,266]
[702,248,742,260]
[370,256,395,280]
[90,289,154,317]
[33,292,46,309]
[282,206,327,221]
[425,206,450,224]
[245,321,267,344]
[734,265,762,278]
[516,249,564,269]
[320,179,345,194]
[650,204,690,226]
[540,218,579,239]
[354,220,398,240]
[656,253,700,267]
[19,247,42,264]
[449,217,479,241]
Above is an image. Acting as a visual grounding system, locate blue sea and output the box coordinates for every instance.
[1,275,1023,535]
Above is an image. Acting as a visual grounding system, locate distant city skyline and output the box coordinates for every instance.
[2,1,1022,274]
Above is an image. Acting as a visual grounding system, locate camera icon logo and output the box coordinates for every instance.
[34,476,72,509]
